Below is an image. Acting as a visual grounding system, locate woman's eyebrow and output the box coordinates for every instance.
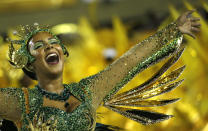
[35,40,44,43]
[48,37,55,40]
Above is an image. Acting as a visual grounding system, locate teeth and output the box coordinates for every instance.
[46,53,57,60]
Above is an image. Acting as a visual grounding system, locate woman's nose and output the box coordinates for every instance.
[44,43,54,51]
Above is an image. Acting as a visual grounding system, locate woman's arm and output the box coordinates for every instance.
[79,10,200,109]
[0,88,22,122]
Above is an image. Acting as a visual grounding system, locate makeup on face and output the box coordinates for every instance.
[32,38,60,50]
[28,33,62,66]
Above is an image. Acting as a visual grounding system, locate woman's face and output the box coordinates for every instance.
[28,32,64,79]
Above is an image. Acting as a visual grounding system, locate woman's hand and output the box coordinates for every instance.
[176,10,201,39]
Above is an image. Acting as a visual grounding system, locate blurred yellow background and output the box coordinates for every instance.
[0,0,208,131]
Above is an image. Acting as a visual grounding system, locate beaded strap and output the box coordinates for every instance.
[22,88,30,114]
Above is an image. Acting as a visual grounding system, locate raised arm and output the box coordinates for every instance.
[0,88,22,122]
[79,10,200,109]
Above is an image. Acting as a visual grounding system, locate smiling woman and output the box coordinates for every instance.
[28,32,65,80]
[0,10,201,131]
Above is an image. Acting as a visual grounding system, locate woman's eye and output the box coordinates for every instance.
[49,39,59,44]
[34,42,43,50]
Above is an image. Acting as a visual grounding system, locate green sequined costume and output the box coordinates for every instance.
[0,22,183,130]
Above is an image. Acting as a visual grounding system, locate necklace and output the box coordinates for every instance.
[36,84,71,102]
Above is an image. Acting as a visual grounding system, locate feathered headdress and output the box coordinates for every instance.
[7,23,69,70]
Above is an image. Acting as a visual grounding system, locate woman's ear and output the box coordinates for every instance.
[25,64,34,72]
[22,65,37,80]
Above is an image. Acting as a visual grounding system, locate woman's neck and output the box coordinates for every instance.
[37,75,64,94]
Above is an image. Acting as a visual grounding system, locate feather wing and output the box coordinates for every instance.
[105,105,173,125]
[103,48,185,125]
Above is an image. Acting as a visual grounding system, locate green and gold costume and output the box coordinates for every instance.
[0,22,184,130]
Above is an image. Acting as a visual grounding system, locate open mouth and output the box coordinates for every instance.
[45,52,59,65]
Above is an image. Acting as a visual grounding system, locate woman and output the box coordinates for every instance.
[0,10,200,130]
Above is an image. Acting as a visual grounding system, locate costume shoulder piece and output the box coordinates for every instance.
[0,87,24,112]
[0,87,25,128]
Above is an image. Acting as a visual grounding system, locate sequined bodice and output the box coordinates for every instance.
[38,104,94,130]
[20,83,96,131]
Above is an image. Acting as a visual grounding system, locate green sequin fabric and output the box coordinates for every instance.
[0,22,183,130]
[20,83,95,131]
